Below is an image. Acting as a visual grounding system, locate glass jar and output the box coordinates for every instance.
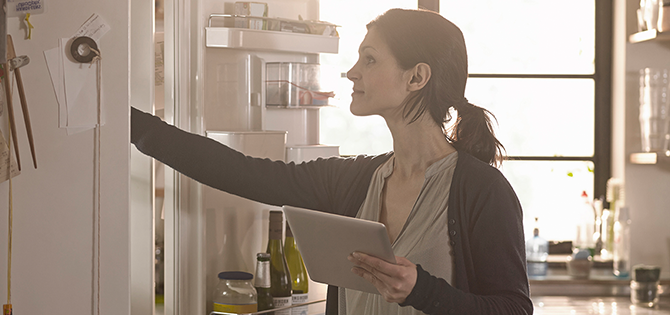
[630,280,661,307]
[212,271,258,314]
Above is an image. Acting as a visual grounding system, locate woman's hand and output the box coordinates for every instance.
[348,252,417,303]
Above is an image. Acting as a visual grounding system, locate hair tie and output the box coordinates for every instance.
[454,97,471,112]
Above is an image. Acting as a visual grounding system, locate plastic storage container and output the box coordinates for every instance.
[266,62,331,106]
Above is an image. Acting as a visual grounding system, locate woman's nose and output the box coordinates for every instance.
[346,64,359,81]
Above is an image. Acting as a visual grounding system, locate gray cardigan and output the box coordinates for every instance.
[131,107,533,314]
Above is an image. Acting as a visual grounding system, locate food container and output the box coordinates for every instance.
[266,62,333,106]
[566,256,592,279]
[212,271,258,314]
[630,265,662,307]
[566,249,593,279]
[234,2,268,30]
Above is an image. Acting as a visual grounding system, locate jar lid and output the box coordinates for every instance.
[218,271,253,280]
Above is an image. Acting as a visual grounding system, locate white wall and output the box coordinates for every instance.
[0,1,131,314]
[613,0,670,278]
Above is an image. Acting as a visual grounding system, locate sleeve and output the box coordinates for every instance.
[131,107,381,214]
[400,176,533,315]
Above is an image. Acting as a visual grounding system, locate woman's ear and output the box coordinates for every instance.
[407,63,431,91]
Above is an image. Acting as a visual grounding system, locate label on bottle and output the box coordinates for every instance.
[272,296,292,315]
[213,302,257,313]
[291,293,309,315]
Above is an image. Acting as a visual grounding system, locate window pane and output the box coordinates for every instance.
[501,160,594,242]
[439,0,595,75]
[319,0,416,155]
[466,78,595,157]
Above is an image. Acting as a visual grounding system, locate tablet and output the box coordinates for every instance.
[282,205,396,294]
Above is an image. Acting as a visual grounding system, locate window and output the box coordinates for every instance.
[319,1,611,242]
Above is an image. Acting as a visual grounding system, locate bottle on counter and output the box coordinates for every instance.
[592,197,604,255]
[574,191,596,256]
[285,222,309,315]
[599,202,613,259]
[267,211,293,315]
[613,206,631,278]
[255,252,275,314]
[212,271,257,314]
[526,217,549,278]
[604,178,624,259]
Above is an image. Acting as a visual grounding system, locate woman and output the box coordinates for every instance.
[132,8,532,315]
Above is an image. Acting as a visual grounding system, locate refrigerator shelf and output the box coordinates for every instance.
[266,104,334,109]
[209,298,326,315]
[206,26,339,53]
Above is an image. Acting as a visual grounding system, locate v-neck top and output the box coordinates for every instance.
[340,152,458,315]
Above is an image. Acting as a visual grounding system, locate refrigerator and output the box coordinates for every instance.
[177,1,341,315]
[0,0,339,314]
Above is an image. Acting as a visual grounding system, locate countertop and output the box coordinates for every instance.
[533,296,670,314]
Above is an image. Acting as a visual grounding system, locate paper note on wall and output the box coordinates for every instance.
[43,13,110,135]
[0,129,21,182]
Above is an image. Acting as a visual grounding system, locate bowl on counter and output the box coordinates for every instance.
[567,249,593,279]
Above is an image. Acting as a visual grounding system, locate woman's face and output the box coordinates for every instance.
[346,27,413,117]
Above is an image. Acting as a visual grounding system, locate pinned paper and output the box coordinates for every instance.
[44,13,109,135]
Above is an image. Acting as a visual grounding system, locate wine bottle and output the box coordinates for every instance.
[267,211,292,315]
[255,253,275,314]
[284,222,309,315]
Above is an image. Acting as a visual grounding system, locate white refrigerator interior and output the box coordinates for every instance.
[179,0,341,314]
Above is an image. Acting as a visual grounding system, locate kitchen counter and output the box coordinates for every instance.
[529,259,669,297]
[533,296,670,314]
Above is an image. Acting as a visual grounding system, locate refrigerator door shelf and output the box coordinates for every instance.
[206,130,287,161]
[265,107,320,146]
[286,145,339,163]
[205,27,339,54]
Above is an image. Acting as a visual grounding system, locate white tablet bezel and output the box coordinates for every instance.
[282,205,396,294]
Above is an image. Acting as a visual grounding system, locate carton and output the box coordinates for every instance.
[234,2,268,30]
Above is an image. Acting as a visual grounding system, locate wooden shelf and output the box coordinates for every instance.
[205,27,339,54]
[629,29,670,43]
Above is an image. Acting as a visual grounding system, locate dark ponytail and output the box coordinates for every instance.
[367,9,505,167]
[450,100,505,167]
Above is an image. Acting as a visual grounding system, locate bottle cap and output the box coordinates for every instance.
[257,252,270,261]
[218,271,253,280]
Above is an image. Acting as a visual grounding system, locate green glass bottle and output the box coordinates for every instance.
[284,222,309,315]
[254,253,275,314]
[267,211,292,315]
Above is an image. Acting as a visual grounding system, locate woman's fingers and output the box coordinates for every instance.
[348,252,417,303]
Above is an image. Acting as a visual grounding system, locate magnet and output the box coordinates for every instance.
[70,36,99,63]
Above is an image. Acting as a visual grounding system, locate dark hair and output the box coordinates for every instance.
[366,9,505,166]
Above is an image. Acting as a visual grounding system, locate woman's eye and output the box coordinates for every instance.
[365,56,375,64]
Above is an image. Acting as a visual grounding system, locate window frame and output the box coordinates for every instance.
[419,0,612,199]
